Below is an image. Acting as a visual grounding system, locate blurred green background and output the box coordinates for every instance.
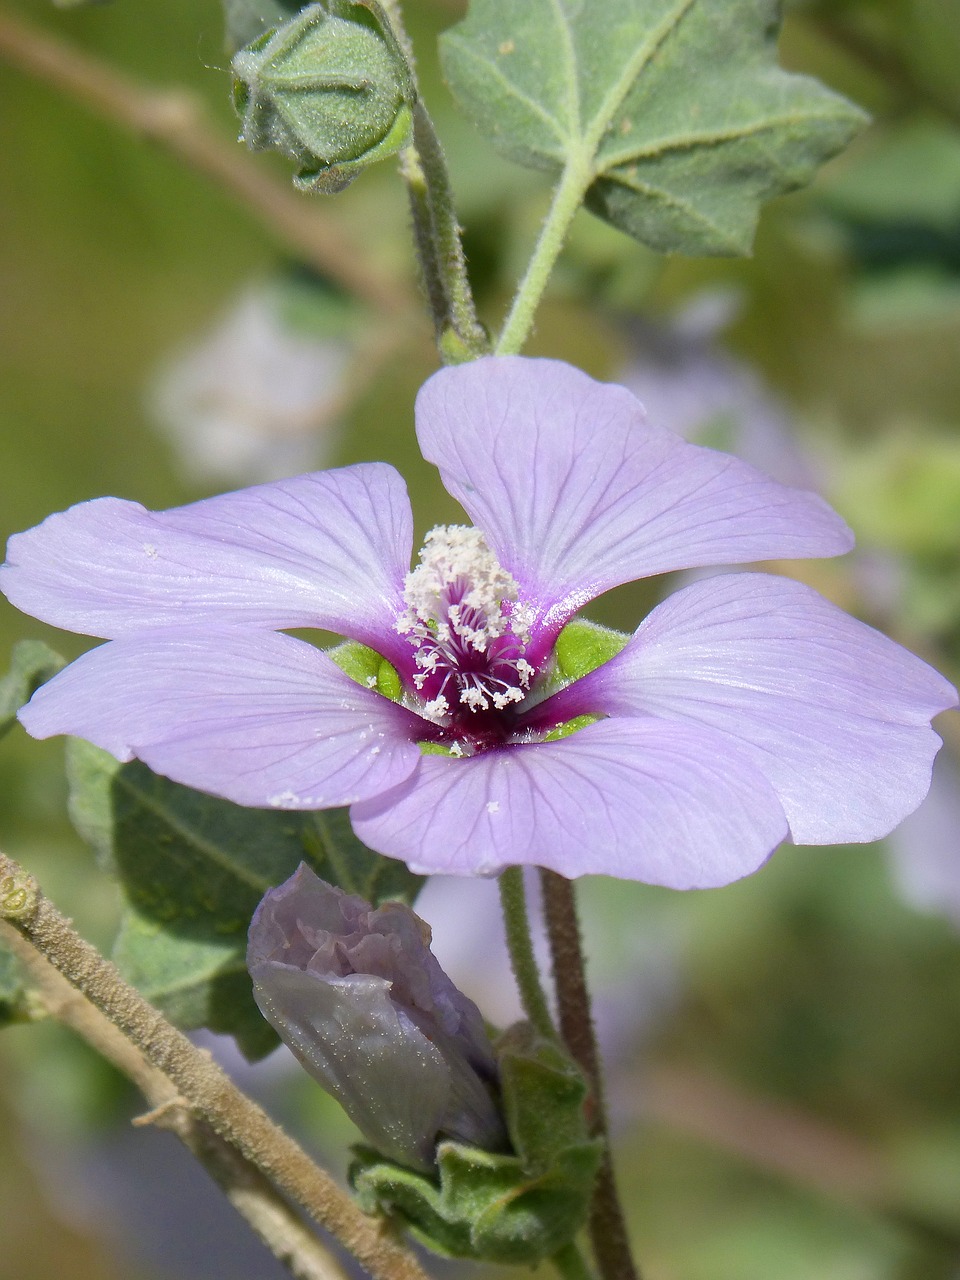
[2,0,960,1277]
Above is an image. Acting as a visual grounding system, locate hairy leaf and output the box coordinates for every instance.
[66,739,422,1058]
[0,640,65,741]
[441,0,867,255]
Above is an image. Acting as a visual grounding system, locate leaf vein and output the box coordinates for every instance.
[596,170,740,251]
[584,0,699,156]
[547,0,581,135]
[113,770,271,895]
[598,111,854,170]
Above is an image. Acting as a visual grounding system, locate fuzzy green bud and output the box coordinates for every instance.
[232,1,414,193]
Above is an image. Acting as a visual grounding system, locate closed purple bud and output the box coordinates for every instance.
[248,864,508,1171]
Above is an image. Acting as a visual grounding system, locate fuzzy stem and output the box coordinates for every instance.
[1,918,344,1280]
[495,153,592,355]
[0,852,430,1280]
[408,100,488,356]
[380,0,487,357]
[498,866,557,1041]
[540,869,641,1280]
[401,141,451,339]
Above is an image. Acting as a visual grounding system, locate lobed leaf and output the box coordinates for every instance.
[66,739,421,1058]
[440,0,867,255]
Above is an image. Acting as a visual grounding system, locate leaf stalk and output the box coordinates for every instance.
[498,865,557,1041]
[495,152,592,355]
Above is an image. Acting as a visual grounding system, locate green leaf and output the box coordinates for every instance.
[112,913,278,1058]
[305,806,423,904]
[0,640,66,741]
[66,739,422,1058]
[440,0,867,255]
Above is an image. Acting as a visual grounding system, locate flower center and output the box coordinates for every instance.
[396,526,536,734]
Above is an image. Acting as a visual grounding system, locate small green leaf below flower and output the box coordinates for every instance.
[65,739,422,1059]
[441,0,867,256]
[350,1024,602,1263]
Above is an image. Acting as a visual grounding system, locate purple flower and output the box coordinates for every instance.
[248,864,506,1170]
[1,357,955,887]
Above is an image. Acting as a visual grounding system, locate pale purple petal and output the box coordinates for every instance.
[248,865,505,1169]
[415,357,852,635]
[566,573,958,845]
[351,718,788,888]
[0,465,412,659]
[20,629,425,808]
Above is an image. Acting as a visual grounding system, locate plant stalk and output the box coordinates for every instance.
[498,866,557,1041]
[540,869,641,1280]
[495,153,592,355]
[380,0,487,357]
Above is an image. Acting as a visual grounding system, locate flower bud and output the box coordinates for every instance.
[247,864,507,1171]
[231,2,414,193]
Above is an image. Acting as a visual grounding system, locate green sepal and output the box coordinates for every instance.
[0,640,66,741]
[350,1024,602,1263]
[232,1,415,193]
[542,714,600,743]
[326,640,402,701]
[554,618,630,682]
[439,323,491,366]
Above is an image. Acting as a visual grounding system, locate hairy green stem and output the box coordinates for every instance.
[381,0,487,357]
[540,869,641,1280]
[409,100,488,357]
[498,866,557,1041]
[495,153,592,355]
[0,851,431,1280]
[401,141,451,337]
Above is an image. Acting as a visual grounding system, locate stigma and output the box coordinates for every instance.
[396,526,536,728]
